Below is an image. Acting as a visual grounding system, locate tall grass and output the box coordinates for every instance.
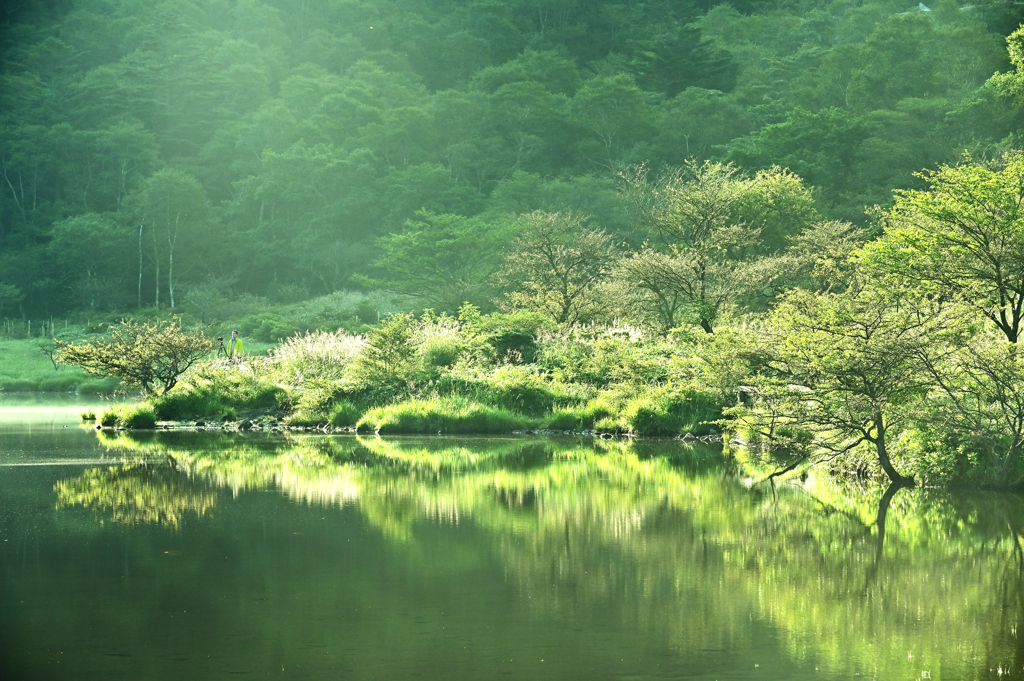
[271,330,364,385]
[357,397,537,434]
[149,361,286,421]
[98,404,158,429]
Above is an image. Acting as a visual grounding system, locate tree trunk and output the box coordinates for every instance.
[152,220,160,308]
[168,213,178,310]
[872,412,914,486]
[137,220,144,308]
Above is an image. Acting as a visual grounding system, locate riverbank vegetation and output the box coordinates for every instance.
[46,148,1024,490]
[7,0,1024,488]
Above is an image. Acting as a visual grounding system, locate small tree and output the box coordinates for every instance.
[55,318,212,395]
[741,287,960,486]
[620,161,770,333]
[863,152,1024,343]
[373,212,512,311]
[498,211,618,326]
[350,313,418,385]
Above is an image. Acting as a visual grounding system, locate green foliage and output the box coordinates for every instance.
[356,397,535,434]
[458,305,551,365]
[285,378,345,427]
[149,362,286,422]
[1,0,1016,323]
[621,388,723,437]
[618,161,789,332]
[862,151,1024,344]
[477,365,557,417]
[237,313,303,343]
[98,404,158,430]
[329,401,363,428]
[498,211,620,326]
[374,212,513,311]
[739,286,964,485]
[415,315,477,374]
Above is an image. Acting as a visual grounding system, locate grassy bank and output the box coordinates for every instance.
[106,310,735,439]
[0,338,120,393]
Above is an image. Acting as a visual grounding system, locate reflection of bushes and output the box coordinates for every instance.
[63,430,1024,677]
[55,465,217,527]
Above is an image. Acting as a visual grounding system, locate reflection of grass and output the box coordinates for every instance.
[355,436,555,473]
[59,429,1024,676]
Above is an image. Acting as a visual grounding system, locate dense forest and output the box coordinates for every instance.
[1,0,1022,320]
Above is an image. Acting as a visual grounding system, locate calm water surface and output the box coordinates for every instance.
[1,398,1022,680]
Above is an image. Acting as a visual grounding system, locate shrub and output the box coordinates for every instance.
[484,365,556,416]
[272,330,364,385]
[150,388,235,421]
[55,318,212,395]
[285,378,347,426]
[356,397,535,434]
[417,318,469,372]
[329,400,362,427]
[236,312,302,343]
[98,404,158,429]
[459,306,550,364]
[149,362,286,421]
[350,313,418,389]
[621,388,723,436]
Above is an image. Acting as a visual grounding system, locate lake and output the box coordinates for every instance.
[1,398,1021,680]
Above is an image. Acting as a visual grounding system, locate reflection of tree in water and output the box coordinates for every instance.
[81,428,1024,676]
[55,464,218,527]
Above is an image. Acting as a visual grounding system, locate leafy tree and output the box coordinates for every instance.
[48,213,131,310]
[782,220,868,293]
[55,318,213,395]
[571,74,652,171]
[918,330,1024,485]
[742,286,960,486]
[124,168,213,310]
[498,211,618,325]
[727,108,872,219]
[351,313,418,387]
[0,283,23,317]
[731,166,820,254]
[862,152,1024,343]
[374,211,513,311]
[620,161,779,333]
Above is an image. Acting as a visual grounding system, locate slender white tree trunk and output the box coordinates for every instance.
[137,220,144,308]
[168,213,179,309]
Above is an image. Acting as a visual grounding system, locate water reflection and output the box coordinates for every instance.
[45,429,1024,678]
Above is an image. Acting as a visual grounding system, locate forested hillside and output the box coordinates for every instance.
[0,0,1021,319]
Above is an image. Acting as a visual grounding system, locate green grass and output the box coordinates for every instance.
[98,404,158,429]
[0,338,121,393]
[148,375,286,422]
[357,397,537,434]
